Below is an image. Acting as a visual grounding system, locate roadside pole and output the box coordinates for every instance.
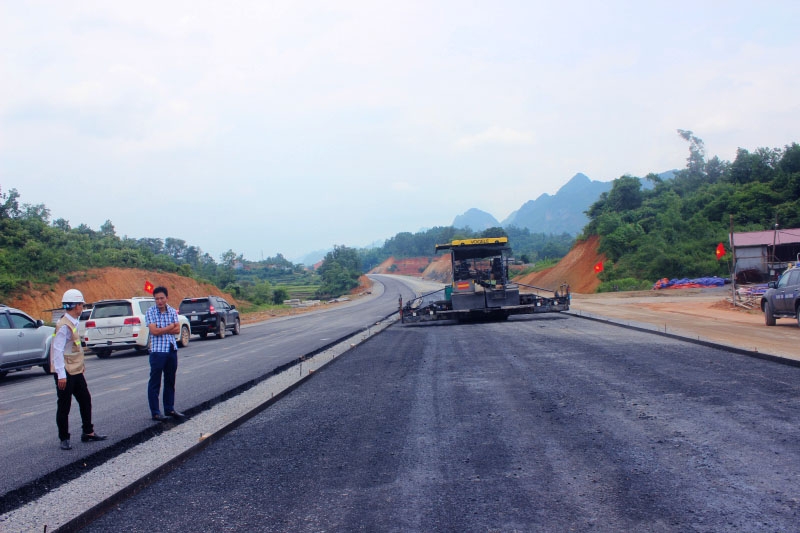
[729,214,736,305]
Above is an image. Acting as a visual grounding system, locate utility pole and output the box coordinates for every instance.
[729,215,736,305]
[771,213,779,271]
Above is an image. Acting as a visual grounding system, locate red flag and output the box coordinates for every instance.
[715,242,725,260]
[593,261,604,273]
[144,280,154,294]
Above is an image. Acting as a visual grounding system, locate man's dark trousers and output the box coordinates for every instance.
[55,373,94,440]
[148,348,177,416]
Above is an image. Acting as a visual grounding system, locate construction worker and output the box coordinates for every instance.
[50,289,107,450]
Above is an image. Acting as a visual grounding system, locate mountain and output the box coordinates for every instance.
[501,173,612,235]
[295,248,330,267]
[452,208,500,231]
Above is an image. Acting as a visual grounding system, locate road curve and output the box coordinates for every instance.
[0,275,420,509]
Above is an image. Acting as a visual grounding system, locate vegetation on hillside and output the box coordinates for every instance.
[359,226,573,271]
[0,187,318,303]
[584,131,800,291]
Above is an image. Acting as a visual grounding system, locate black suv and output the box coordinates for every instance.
[761,266,800,327]
[178,296,240,339]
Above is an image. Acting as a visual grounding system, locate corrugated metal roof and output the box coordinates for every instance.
[731,228,800,247]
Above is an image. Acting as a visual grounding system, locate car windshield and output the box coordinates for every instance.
[179,300,209,313]
[92,303,133,318]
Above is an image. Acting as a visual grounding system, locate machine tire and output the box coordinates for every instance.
[232,318,240,335]
[796,306,800,328]
[42,363,51,374]
[764,301,776,326]
[217,320,226,339]
[135,346,149,354]
[179,325,191,347]
[95,349,111,359]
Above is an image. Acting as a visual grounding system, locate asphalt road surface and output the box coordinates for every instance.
[83,311,800,531]
[0,275,422,508]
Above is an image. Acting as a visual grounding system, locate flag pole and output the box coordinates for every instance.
[729,215,736,306]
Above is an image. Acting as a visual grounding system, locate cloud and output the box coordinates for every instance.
[454,127,536,149]
[390,181,415,192]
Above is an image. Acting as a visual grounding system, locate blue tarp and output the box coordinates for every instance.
[653,276,728,290]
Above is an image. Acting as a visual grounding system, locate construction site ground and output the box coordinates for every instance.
[569,287,798,363]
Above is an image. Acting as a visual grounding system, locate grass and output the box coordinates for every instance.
[512,258,560,277]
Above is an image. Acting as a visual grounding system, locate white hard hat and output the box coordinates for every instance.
[62,289,85,304]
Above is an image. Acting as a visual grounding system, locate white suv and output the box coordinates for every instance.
[84,297,191,359]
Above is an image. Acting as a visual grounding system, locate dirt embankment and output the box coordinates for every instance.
[514,235,606,293]
[371,255,452,282]
[8,269,374,325]
[7,268,238,322]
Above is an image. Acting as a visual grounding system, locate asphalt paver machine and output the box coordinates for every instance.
[400,237,570,323]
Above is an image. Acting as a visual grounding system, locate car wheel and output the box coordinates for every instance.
[42,363,51,374]
[95,349,111,359]
[232,318,240,335]
[0,370,7,379]
[179,325,190,347]
[764,301,776,326]
[135,346,149,354]
[217,320,226,339]
[199,332,208,339]
[796,306,800,328]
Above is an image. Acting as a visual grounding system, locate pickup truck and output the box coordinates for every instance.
[761,266,800,326]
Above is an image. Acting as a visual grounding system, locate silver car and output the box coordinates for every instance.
[0,304,55,378]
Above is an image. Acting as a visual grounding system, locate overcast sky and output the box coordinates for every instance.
[2,1,798,262]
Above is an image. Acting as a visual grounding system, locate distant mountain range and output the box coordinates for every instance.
[296,171,675,264]
[452,171,675,235]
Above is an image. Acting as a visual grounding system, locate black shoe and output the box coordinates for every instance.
[60,439,72,450]
[152,414,169,422]
[166,410,186,419]
[81,433,108,442]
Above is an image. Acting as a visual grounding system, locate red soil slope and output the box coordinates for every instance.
[370,257,434,277]
[515,235,605,294]
[7,267,237,321]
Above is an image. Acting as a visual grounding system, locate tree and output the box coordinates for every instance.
[606,175,643,212]
[165,238,188,262]
[99,220,116,237]
[52,218,71,232]
[272,287,289,304]
[0,187,21,219]
[480,227,508,239]
[317,245,362,298]
[678,129,706,177]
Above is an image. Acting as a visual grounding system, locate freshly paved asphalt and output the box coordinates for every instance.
[83,313,800,531]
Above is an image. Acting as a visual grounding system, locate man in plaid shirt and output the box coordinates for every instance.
[145,286,186,421]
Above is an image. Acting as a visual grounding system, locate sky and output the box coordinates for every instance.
[1,1,799,263]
